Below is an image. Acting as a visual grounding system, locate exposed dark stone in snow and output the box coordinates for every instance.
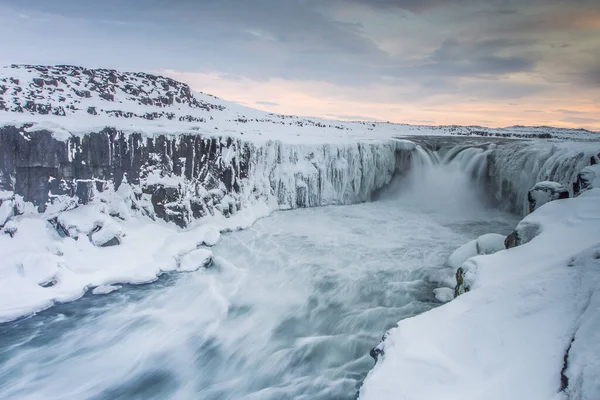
[455,267,469,297]
[505,222,540,249]
[527,181,569,214]
[99,237,120,247]
[573,166,598,197]
[48,216,72,238]
[370,346,384,362]
[504,231,518,249]
[76,180,95,204]
[560,338,574,392]
[0,126,251,227]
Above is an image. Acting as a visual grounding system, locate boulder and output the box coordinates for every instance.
[0,199,14,227]
[451,233,506,297]
[178,249,213,272]
[89,219,123,247]
[448,233,506,270]
[434,287,454,303]
[200,227,221,247]
[505,221,541,249]
[573,165,600,197]
[54,205,123,246]
[76,180,95,204]
[527,181,569,213]
[20,253,62,287]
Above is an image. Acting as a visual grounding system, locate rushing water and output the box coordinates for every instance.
[0,150,520,400]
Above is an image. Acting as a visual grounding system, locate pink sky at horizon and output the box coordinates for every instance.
[165,70,600,131]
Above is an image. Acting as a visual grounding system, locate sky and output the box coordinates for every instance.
[0,0,599,130]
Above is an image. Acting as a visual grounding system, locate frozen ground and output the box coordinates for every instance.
[0,165,518,400]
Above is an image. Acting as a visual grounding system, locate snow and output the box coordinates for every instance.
[1,63,599,397]
[0,189,280,323]
[0,199,13,226]
[580,164,600,189]
[91,285,122,295]
[178,248,213,272]
[433,287,454,303]
[447,233,506,269]
[89,218,123,247]
[1,65,598,145]
[359,189,600,400]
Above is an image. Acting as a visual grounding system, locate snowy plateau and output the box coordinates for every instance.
[0,64,600,400]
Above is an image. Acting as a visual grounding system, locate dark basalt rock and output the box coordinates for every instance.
[505,222,540,249]
[0,124,251,227]
[76,180,95,204]
[370,346,384,362]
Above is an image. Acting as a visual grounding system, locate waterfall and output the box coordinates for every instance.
[388,139,600,216]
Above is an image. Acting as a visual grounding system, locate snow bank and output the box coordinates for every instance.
[359,189,600,400]
[0,197,254,322]
[447,233,506,270]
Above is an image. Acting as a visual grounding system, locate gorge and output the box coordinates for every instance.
[1,65,599,400]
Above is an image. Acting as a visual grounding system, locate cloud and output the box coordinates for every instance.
[255,101,280,106]
[1,0,599,129]
[336,0,451,12]
[326,114,384,121]
[561,116,600,125]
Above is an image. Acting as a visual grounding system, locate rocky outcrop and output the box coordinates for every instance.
[527,181,569,213]
[0,126,397,227]
[0,64,225,119]
[487,143,600,214]
[573,165,600,196]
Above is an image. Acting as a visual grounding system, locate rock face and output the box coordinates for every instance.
[0,125,398,227]
[487,143,600,215]
[527,181,569,213]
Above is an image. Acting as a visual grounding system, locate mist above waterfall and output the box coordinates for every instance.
[376,143,494,219]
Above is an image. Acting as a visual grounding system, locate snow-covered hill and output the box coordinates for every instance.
[1,64,598,142]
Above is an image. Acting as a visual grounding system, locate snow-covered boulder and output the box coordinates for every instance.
[54,205,123,246]
[448,233,506,270]
[92,285,122,295]
[89,219,123,247]
[200,227,221,247]
[178,249,213,272]
[451,233,506,297]
[0,199,13,227]
[573,164,600,196]
[1,220,17,237]
[527,181,569,213]
[504,221,541,249]
[433,287,454,303]
[20,253,62,286]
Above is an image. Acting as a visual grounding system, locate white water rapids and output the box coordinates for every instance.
[0,145,520,400]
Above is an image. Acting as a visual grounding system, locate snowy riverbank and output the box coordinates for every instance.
[359,188,600,400]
